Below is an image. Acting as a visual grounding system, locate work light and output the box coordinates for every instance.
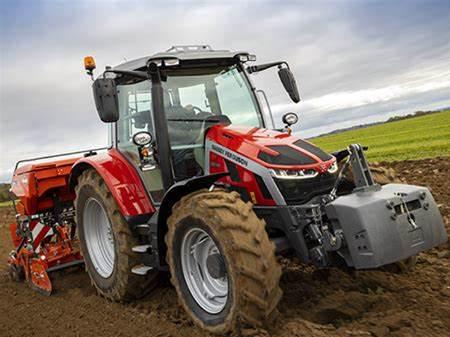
[133,131,152,146]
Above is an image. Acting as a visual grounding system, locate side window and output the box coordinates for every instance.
[117,81,153,147]
[215,68,260,126]
[117,80,164,202]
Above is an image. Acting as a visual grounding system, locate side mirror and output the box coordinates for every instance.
[278,67,300,103]
[92,78,119,123]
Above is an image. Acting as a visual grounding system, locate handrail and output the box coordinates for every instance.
[257,89,275,129]
[13,146,110,172]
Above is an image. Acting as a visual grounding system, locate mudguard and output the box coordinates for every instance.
[326,183,447,269]
[70,149,155,218]
[154,172,229,266]
[157,172,229,229]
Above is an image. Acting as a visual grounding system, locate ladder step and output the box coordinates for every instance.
[132,245,151,253]
[131,265,153,275]
[136,224,151,235]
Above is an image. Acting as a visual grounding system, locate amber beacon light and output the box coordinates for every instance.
[84,56,96,79]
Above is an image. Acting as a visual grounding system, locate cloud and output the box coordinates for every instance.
[1,0,450,182]
[272,63,450,116]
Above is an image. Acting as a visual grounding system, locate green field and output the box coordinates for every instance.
[310,110,450,162]
[0,200,12,208]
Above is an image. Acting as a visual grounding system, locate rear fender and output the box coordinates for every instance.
[69,149,155,219]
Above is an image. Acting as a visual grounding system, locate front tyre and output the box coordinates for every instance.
[166,190,282,334]
[75,169,159,301]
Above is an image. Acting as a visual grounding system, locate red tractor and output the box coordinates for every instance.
[8,45,447,334]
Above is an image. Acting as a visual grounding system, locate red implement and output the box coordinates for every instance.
[8,156,84,295]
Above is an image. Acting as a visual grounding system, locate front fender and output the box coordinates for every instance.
[156,172,228,264]
[69,149,155,218]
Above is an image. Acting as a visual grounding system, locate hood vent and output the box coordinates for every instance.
[258,145,316,165]
[293,139,332,161]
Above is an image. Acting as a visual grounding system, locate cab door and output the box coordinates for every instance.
[116,80,165,202]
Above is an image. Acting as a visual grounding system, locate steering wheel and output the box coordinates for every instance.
[189,105,214,119]
[191,105,203,114]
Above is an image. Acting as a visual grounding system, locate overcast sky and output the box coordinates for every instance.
[1,0,450,182]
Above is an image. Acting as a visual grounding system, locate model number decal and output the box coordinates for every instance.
[211,144,248,167]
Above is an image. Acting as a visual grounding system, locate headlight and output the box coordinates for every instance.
[270,168,318,179]
[327,161,338,174]
[238,54,257,62]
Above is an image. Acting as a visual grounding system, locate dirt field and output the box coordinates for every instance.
[0,158,449,337]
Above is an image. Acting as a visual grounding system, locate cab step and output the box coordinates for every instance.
[135,224,151,235]
[132,244,151,253]
[131,264,153,275]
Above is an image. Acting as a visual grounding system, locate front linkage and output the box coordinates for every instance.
[280,144,447,269]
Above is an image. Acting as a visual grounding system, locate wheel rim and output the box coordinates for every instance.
[83,197,115,278]
[181,227,228,314]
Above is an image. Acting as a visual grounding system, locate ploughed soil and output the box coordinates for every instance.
[0,157,449,337]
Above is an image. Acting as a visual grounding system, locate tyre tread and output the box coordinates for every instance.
[166,189,282,334]
[75,169,159,302]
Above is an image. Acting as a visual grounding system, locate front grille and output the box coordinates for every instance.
[274,172,337,204]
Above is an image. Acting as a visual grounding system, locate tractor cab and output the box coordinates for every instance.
[90,45,301,203]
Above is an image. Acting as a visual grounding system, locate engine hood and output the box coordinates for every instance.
[206,125,336,172]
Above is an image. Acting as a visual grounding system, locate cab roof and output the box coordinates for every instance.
[113,45,251,71]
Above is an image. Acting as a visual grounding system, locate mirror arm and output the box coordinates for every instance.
[247,61,289,74]
[103,69,149,80]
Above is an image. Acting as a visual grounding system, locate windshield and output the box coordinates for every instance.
[163,65,262,179]
[163,65,262,134]
[161,65,262,150]
[116,64,263,185]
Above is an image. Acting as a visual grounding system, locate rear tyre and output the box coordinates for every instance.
[75,169,159,301]
[166,189,282,334]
